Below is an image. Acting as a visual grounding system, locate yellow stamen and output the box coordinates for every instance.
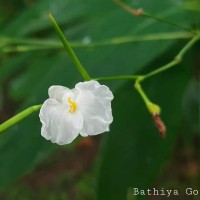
[68,97,77,113]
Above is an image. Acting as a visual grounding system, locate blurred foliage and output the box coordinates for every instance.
[0,171,96,200]
[97,50,191,199]
[0,0,200,199]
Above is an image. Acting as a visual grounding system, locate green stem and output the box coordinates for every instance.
[143,60,177,81]
[142,34,200,80]
[48,13,91,81]
[0,105,41,133]
[134,80,160,114]
[133,34,200,116]
[2,45,60,52]
[176,34,200,59]
[1,37,60,46]
[94,75,139,81]
[114,0,198,34]
[143,11,197,34]
[1,31,195,53]
[134,80,151,106]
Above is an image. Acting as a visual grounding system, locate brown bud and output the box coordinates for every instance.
[153,114,166,138]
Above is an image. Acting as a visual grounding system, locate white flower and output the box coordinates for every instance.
[39,80,114,145]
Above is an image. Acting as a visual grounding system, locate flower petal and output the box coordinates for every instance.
[39,98,83,145]
[48,85,71,103]
[80,132,88,137]
[75,80,113,135]
[75,80,100,90]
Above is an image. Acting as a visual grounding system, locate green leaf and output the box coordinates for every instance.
[0,114,55,188]
[0,53,80,188]
[0,53,31,83]
[0,0,196,189]
[97,64,190,199]
[2,0,193,95]
[182,78,200,134]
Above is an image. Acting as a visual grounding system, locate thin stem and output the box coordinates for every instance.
[134,80,161,113]
[135,81,165,137]
[1,31,195,53]
[78,32,194,47]
[113,0,198,34]
[133,34,200,124]
[48,13,91,81]
[143,11,197,34]
[134,80,151,107]
[2,45,60,53]
[176,34,200,59]
[143,60,177,80]
[142,34,200,80]
[94,75,139,81]
[0,105,41,133]
[1,37,60,46]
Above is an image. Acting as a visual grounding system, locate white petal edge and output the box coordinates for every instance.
[48,85,71,103]
[75,80,114,135]
[75,80,101,91]
[39,98,83,145]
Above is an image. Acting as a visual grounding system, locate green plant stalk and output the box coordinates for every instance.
[143,11,197,34]
[94,75,139,81]
[134,80,160,114]
[0,27,199,134]
[2,45,58,52]
[133,34,200,117]
[134,81,151,106]
[142,34,200,81]
[48,13,91,81]
[113,0,198,34]
[95,35,200,82]
[0,105,41,133]
[0,31,195,53]
[1,37,60,46]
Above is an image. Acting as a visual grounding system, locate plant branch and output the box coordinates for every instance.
[0,105,41,133]
[48,13,91,81]
[94,75,139,81]
[141,34,200,81]
[0,32,194,53]
[113,0,198,34]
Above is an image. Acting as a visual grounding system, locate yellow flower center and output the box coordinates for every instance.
[68,97,77,113]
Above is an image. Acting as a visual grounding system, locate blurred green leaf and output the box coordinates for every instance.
[2,0,195,97]
[182,78,200,134]
[97,63,190,200]
[0,0,197,190]
[0,51,81,188]
[0,114,54,188]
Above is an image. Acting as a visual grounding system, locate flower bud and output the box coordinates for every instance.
[153,114,166,138]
